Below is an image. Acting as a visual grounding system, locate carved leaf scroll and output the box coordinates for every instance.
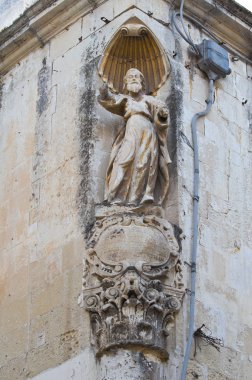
[81,208,184,357]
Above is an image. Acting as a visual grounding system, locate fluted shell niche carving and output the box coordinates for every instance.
[98,18,170,95]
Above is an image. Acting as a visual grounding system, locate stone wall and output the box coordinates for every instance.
[0,0,252,379]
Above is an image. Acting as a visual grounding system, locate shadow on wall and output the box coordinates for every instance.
[77,45,100,238]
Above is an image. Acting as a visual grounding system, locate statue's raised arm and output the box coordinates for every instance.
[98,83,127,117]
[99,83,110,100]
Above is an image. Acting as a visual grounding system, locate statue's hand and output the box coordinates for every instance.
[99,83,109,99]
[158,107,168,119]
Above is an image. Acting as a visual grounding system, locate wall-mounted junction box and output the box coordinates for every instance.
[196,39,231,80]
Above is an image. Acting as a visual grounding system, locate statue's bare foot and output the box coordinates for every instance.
[141,195,154,204]
[111,198,124,205]
[127,200,138,207]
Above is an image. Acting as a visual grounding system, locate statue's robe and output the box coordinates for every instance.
[98,93,171,205]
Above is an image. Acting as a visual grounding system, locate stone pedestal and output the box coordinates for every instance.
[80,204,184,366]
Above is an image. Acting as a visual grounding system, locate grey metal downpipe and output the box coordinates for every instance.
[180,79,215,380]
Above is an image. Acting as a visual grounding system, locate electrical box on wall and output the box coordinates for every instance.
[196,39,231,80]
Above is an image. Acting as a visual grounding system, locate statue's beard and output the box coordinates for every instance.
[127,82,142,94]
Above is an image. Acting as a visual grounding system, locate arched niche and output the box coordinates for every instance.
[98,17,170,94]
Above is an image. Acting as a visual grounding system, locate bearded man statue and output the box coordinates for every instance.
[98,68,171,206]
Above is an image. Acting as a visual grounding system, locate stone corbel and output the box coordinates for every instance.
[80,207,184,358]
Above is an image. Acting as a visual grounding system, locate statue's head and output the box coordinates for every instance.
[123,68,145,94]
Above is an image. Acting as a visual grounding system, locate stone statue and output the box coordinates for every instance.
[98,68,171,206]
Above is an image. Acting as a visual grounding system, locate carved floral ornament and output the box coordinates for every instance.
[80,211,184,357]
[80,19,184,359]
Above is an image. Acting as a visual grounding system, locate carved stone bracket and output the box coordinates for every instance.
[80,206,184,358]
